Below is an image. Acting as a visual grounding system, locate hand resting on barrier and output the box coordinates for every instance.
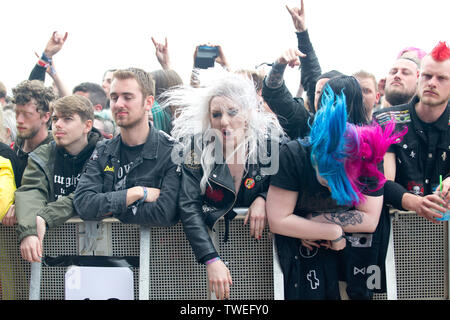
[243,196,266,240]
[20,216,46,263]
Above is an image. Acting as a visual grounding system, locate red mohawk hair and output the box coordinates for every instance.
[431,41,450,62]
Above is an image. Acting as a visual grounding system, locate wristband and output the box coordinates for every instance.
[331,233,345,243]
[41,52,52,63]
[37,59,49,68]
[135,187,148,207]
[205,257,220,265]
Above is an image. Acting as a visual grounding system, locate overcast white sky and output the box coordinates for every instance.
[1,0,449,96]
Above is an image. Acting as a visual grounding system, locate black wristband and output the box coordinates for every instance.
[331,234,345,243]
[41,52,52,63]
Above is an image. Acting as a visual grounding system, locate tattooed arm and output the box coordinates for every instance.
[308,195,383,233]
[262,49,311,139]
[265,49,305,89]
[265,62,288,89]
[266,185,344,242]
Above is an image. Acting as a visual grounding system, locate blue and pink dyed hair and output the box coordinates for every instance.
[308,85,406,206]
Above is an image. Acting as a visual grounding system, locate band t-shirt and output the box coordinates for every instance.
[114,140,144,191]
[53,145,93,200]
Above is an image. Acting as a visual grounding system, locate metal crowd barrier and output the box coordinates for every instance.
[0,209,448,300]
[1,208,279,300]
[378,210,449,300]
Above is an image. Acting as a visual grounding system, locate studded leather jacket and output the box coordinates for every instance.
[373,96,450,198]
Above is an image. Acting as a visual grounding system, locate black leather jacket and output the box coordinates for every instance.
[179,159,271,264]
[374,96,450,205]
[73,125,180,226]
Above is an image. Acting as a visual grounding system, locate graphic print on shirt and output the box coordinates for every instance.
[114,162,133,191]
[54,173,82,199]
[299,245,318,259]
[307,270,320,290]
[406,181,424,196]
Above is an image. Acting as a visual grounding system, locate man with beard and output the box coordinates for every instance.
[383,57,419,107]
[74,68,180,227]
[12,80,57,186]
[374,41,450,221]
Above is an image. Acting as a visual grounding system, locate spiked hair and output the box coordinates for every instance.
[307,85,406,205]
[430,41,450,62]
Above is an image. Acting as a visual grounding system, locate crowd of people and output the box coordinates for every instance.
[1,1,450,300]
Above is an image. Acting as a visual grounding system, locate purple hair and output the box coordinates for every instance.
[397,46,427,60]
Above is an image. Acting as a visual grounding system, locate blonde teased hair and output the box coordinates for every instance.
[165,72,284,193]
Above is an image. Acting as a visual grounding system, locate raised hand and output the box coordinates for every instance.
[44,31,68,59]
[286,0,306,32]
[215,45,230,70]
[151,36,170,70]
[277,48,306,67]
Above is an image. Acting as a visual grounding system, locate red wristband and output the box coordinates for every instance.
[37,59,49,68]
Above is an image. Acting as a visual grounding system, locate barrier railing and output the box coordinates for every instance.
[0,209,448,300]
[384,210,448,299]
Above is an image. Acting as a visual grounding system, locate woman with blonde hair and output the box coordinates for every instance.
[166,72,284,300]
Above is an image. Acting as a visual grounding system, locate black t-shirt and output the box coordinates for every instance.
[270,140,382,216]
[114,140,144,191]
[53,147,86,200]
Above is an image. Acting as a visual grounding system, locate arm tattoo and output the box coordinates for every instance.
[265,62,287,89]
[321,210,364,227]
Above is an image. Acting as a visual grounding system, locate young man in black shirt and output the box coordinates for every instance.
[15,95,101,262]
[74,68,180,227]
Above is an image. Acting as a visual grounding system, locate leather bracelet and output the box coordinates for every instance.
[331,233,345,243]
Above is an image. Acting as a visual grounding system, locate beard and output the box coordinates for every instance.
[115,117,140,129]
[384,88,415,106]
[17,125,40,140]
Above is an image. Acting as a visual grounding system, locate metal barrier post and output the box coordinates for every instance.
[448,221,450,300]
[385,213,398,300]
[272,237,284,300]
[29,262,42,300]
[207,228,219,300]
[139,226,151,300]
